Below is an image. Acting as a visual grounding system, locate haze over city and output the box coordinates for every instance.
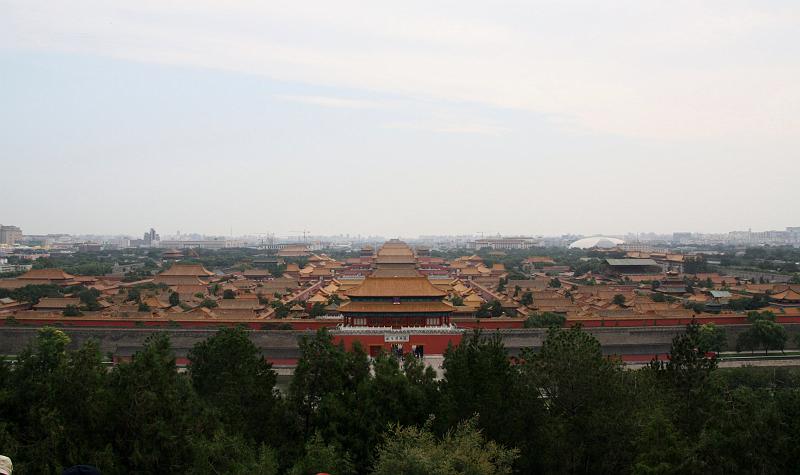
[3,1,799,237]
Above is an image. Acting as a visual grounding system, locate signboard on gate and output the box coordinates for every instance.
[384,333,409,343]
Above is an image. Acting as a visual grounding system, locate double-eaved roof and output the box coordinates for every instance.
[19,268,76,280]
[345,276,447,298]
[159,264,214,277]
[772,288,800,301]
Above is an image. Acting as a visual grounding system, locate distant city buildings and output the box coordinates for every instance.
[144,228,160,245]
[466,236,538,250]
[661,227,800,246]
[264,241,326,252]
[1,224,798,253]
[0,225,22,245]
[158,238,239,249]
[129,228,160,247]
[0,257,32,274]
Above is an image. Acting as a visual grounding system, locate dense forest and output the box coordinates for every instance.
[2,324,800,474]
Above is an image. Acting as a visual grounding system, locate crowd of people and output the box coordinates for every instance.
[389,343,424,359]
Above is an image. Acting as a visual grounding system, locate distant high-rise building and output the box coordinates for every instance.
[143,228,160,246]
[0,225,23,245]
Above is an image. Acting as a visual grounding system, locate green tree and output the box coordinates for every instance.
[691,386,787,473]
[521,325,635,473]
[520,291,533,306]
[288,432,354,475]
[549,277,562,288]
[354,353,439,467]
[650,322,718,437]
[169,291,180,307]
[475,302,491,317]
[309,302,326,317]
[63,304,83,317]
[288,329,371,470]
[372,418,518,475]
[489,299,503,317]
[0,283,61,304]
[223,289,236,299]
[1,328,115,473]
[523,311,565,328]
[289,329,369,439]
[683,256,708,275]
[632,409,691,475]
[272,301,290,318]
[437,331,519,450]
[188,431,278,475]
[496,279,506,292]
[737,319,787,355]
[747,310,776,322]
[106,333,205,472]
[188,327,280,444]
[78,287,102,311]
[612,293,627,306]
[126,288,141,303]
[200,298,218,308]
[697,323,727,353]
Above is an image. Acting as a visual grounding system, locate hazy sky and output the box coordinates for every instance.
[2,1,798,238]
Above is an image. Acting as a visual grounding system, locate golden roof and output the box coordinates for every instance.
[307,292,328,303]
[772,288,800,301]
[19,268,75,280]
[159,264,214,277]
[345,276,447,298]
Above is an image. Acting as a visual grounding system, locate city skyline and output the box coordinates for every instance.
[6,224,800,244]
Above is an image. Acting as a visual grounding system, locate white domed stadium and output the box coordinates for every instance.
[569,236,625,249]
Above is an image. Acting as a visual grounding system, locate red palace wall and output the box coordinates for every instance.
[0,317,341,331]
[334,333,462,356]
[453,318,525,329]
[5,314,800,331]
[570,314,799,328]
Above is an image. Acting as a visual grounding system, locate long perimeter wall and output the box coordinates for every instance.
[2,324,799,365]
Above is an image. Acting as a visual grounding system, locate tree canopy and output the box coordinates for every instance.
[1,323,800,473]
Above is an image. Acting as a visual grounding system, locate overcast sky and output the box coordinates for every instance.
[1,1,798,238]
